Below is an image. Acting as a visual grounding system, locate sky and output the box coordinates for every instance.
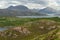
[0,0,60,10]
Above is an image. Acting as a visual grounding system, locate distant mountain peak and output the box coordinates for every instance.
[14,5,28,9]
[39,7,57,14]
[43,7,55,10]
[9,5,14,7]
[7,5,29,11]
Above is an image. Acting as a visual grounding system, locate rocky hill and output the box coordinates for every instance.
[0,19,60,40]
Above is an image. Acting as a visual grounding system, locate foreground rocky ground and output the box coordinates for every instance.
[0,19,60,40]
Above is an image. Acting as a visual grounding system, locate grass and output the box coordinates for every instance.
[0,17,60,40]
[0,17,60,27]
[0,17,41,27]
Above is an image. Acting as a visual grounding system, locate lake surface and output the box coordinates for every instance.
[0,27,8,31]
[16,16,58,18]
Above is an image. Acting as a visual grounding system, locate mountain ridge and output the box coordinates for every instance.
[0,5,59,16]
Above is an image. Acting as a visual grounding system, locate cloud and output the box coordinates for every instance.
[0,0,59,9]
[0,1,9,9]
[9,1,23,6]
[25,3,45,9]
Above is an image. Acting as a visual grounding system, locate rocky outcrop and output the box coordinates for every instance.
[36,20,57,30]
[12,27,31,35]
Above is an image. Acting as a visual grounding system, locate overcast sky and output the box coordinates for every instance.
[0,0,60,9]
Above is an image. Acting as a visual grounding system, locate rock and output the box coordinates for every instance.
[12,27,31,35]
[12,34,18,38]
[22,28,30,34]
[39,26,44,29]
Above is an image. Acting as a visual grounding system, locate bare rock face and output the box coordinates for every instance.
[12,27,31,35]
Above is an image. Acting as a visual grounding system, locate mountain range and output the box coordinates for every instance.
[0,5,59,16]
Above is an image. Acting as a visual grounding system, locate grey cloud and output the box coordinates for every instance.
[0,0,48,5]
[56,0,60,4]
[0,0,59,9]
[15,0,48,5]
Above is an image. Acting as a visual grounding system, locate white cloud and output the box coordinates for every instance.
[0,1,9,9]
[0,0,59,9]
[25,3,45,9]
[48,0,58,6]
[10,1,23,6]
[47,0,60,10]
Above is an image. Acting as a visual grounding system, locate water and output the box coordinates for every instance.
[0,27,8,31]
[16,16,58,18]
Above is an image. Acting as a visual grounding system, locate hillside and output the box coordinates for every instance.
[0,17,60,40]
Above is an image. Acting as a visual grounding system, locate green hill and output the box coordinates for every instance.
[0,17,60,40]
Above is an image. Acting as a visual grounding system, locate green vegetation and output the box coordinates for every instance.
[0,17,60,40]
[0,17,40,27]
[0,17,60,27]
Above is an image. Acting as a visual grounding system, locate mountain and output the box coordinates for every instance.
[30,9,40,12]
[0,5,47,16]
[7,5,29,12]
[39,7,57,14]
